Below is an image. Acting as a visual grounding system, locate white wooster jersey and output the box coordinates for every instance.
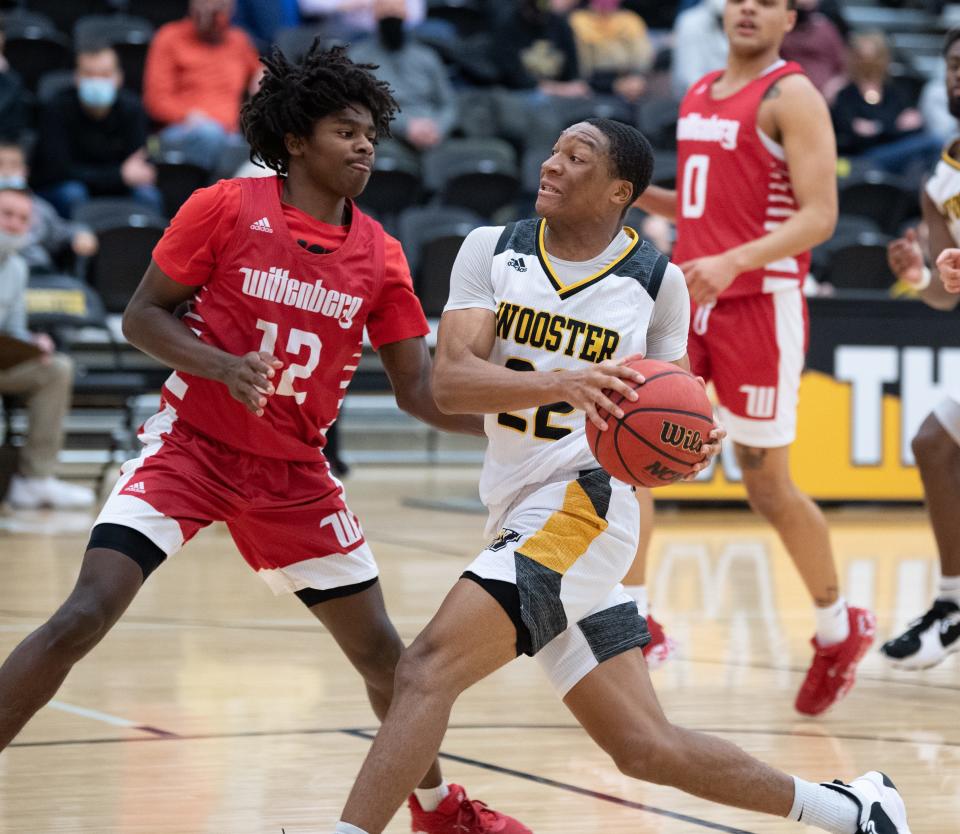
[445,219,690,533]
[926,141,960,243]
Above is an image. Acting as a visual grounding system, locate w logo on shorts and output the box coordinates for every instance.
[320,510,363,549]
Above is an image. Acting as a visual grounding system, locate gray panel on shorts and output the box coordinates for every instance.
[576,469,612,520]
[578,602,651,664]
[515,552,567,655]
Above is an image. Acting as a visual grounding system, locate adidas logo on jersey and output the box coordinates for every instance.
[125,481,146,494]
[250,216,273,233]
[507,256,527,272]
[240,265,364,329]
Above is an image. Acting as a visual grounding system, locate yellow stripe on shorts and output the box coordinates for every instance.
[517,479,609,575]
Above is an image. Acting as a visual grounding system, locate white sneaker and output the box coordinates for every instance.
[7,475,95,509]
[822,771,912,834]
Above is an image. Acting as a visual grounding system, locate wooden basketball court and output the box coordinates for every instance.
[0,466,956,833]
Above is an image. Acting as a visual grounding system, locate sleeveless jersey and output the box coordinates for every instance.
[160,176,386,461]
[481,219,669,523]
[926,140,960,244]
[674,60,811,299]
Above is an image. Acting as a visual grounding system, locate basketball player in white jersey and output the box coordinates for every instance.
[628,0,877,718]
[327,119,911,834]
[883,28,960,670]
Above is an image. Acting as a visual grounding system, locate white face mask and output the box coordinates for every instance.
[0,229,29,258]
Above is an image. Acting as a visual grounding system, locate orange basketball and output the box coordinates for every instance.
[585,358,714,488]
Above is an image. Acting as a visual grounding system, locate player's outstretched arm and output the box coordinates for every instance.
[632,184,677,222]
[123,260,282,416]
[433,308,643,430]
[918,189,960,309]
[378,336,484,436]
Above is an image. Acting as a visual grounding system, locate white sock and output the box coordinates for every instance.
[624,584,649,617]
[937,575,960,606]
[788,776,859,833]
[334,823,369,834]
[414,781,449,812]
[814,597,850,646]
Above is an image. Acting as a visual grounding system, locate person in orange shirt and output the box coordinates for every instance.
[143,0,262,171]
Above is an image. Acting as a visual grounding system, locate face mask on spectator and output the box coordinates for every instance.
[0,230,28,258]
[378,17,406,50]
[0,175,27,190]
[78,77,118,109]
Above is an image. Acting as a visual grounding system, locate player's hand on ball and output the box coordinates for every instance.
[887,228,925,286]
[683,422,725,480]
[565,360,644,432]
[935,248,960,293]
[223,351,283,416]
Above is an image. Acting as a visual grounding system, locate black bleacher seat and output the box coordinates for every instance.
[155,156,210,217]
[35,68,75,104]
[356,140,422,224]
[423,138,520,216]
[3,15,72,93]
[14,0,101,38]
[274,24,329,61]
[73,196,167,229]
[637,96,680,151]
[820,234,896,292]
[426,0,488,37]
[84,217,166,312]
[838,172,917,236]
[812,215,884,276]
[117,0,189,29]
[398,205,483,316]
[26,271,108,335]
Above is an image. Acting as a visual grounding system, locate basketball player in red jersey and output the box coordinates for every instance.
[0,45,527,834]
[632,0,876,716]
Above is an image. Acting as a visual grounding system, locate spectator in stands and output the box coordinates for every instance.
[32,45,162,219]
[780,0,846,103]
[569,0,654,104]
[233,0,300,50]
[622,1,680,30]
[0,188,95,509]
[671,0,727,98]
[831,31,940,173]
[298,0,425,41]
[0,142,98,274]
[0,15,27,142]
[348,0,456,152]
[920,65,954,144]
[143,0,262,172]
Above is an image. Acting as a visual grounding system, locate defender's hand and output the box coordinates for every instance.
[566,359,645,432]
[222,351,282,416]
[683,377,722,480]
[887,228,925,286]
[936,248,960,293]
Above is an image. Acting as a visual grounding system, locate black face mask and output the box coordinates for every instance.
[378,17,406,51]
[795,8,812,25]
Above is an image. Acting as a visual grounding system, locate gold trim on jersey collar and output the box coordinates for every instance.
[941,140,960,170]
[535,219,641,299]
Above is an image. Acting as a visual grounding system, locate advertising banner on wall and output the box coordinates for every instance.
[659,297,960,502]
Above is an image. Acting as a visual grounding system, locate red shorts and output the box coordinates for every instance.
[94,405,377,594]
[688,287,808,448]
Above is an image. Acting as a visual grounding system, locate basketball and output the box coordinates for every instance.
[585,358,714,488]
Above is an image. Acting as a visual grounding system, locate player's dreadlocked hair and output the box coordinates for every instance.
[584,118,654,213]
[944,27,960,56]
[241,42,399,176]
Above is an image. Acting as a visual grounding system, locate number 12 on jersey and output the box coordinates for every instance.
[497,358,574,441]
[255,318,321,405]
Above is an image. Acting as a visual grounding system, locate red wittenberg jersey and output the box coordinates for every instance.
[673,60,811,299]
[154,176,421,461]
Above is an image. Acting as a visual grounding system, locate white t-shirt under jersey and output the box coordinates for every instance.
[445,224,690,533]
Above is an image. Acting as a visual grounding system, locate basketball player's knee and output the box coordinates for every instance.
[743,478,795,521]
[352,629,404,687]
[44,599,111,658]
[912,417,956,471]
[393,636,459,700]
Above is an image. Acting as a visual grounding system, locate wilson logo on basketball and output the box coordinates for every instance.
[659,421,703,454]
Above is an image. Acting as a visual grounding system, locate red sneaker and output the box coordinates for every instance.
[408,784,532,834]
[642,615,677,670]
[795,606,876,716]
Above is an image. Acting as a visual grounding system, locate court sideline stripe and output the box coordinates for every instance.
[47,700,179,737]
[341,729,757,834]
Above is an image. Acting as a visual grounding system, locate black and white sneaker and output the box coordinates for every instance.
[822,771,912,834]
[880,599,960,670]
